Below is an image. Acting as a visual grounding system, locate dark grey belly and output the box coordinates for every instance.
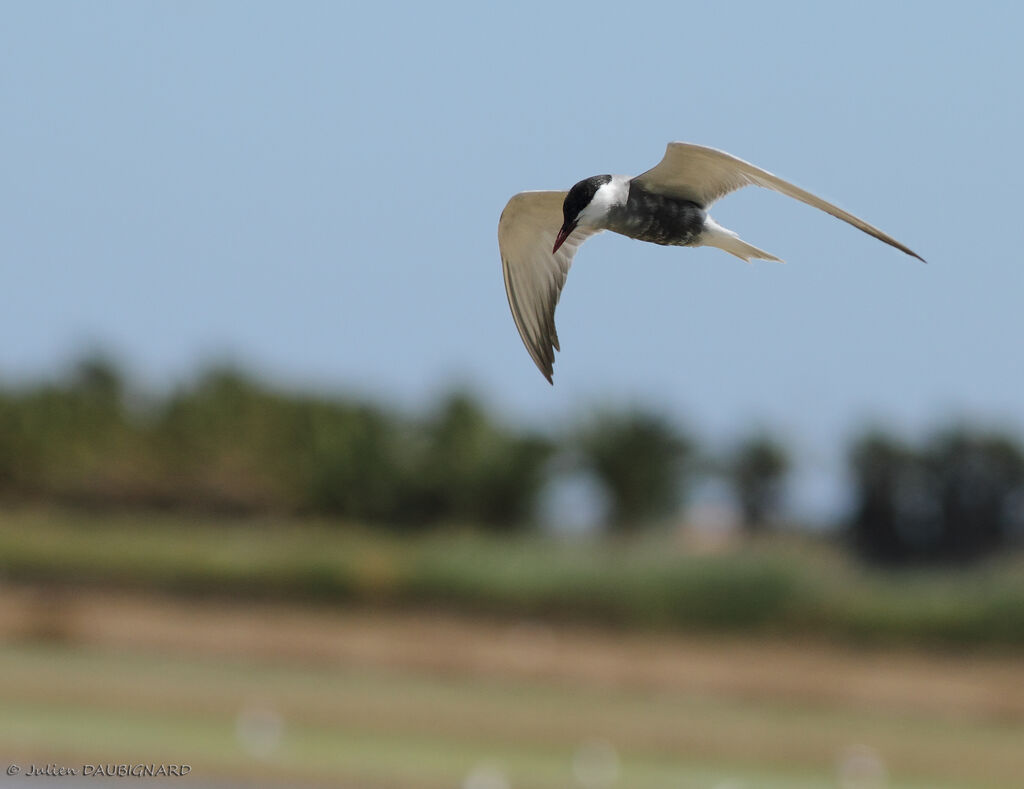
[605,184,706,246]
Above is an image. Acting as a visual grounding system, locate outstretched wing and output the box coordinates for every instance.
[498,191,602,383]
[633,142,924,261]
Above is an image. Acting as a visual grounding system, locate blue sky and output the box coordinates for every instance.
[3,2,1022,520]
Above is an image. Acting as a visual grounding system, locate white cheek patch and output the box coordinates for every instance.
[578,176,629,227]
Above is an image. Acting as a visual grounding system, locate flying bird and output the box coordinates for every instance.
[498,142,924,383]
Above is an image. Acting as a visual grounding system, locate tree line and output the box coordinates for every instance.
[0,356,1021,564]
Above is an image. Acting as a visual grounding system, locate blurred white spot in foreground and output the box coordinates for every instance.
[462,762,510,789]
[572,740,620,788]
[235,704,285,759]
[837,744,888,789]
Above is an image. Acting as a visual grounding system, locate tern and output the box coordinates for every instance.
[498,142,924,383]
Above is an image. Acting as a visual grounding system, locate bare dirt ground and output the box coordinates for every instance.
[1,582,1021,725]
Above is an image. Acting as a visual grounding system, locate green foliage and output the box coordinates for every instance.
[2,510,1022,648]
[413,392,553,528]
[152,367,296,511]
[0,354,141,501]
[726,432,790,531]
[295,398,411,522]
[0,360,554,529]
[848,425,1024,564]
[4,353,1024,570]
[575,409,694,530]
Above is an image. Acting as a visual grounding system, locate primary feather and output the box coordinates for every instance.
[633,143,924,261]
[498,191,601,383]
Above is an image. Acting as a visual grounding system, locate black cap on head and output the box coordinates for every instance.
[553,175,612,254]
[562,175,613,226]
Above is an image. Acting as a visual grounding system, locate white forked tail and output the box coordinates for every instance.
[698,217,783,263]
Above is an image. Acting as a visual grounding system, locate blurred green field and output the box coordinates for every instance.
[1,507,1023,648]
[1,508,1022,787]
[0,636,1019,789]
